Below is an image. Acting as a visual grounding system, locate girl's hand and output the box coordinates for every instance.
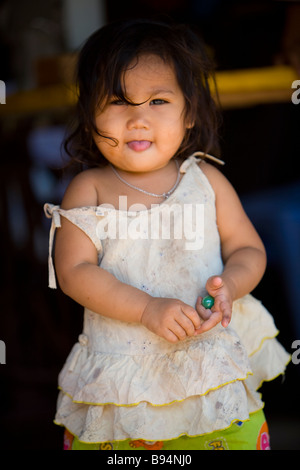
[194,276,233,334]
[141,298,202,343]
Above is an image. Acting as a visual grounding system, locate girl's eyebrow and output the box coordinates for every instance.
[149,88,175,96]
[120,89,176,105]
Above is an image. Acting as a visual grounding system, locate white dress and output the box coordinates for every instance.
[44,155,290,443]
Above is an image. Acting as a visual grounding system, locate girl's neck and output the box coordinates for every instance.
[110,159,181,201]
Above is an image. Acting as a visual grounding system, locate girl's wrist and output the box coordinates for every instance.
[102,276,152,324]
[140,296,155,326]
[219,272,238,302]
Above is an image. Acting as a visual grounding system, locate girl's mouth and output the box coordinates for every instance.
[127,141,151,152]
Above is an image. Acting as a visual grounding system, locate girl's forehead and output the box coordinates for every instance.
[122,54,178,88]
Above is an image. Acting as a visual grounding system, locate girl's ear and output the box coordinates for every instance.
[186,120,195,129]
[185,111,195,129]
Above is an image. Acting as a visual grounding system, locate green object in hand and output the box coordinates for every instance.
[201,295,214,309]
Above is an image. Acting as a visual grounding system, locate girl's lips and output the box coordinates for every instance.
[127,140,151,152]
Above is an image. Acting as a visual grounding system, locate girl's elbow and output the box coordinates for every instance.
[55,269,74,296]
[258,240,267,266]
[261,247,268,274]
[254,244,267,280]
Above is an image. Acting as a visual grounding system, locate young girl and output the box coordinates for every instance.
[45,19,290,450]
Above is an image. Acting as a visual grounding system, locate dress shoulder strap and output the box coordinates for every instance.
[44,203,103,288]
[190,151,225,166]
[179,151,225,174]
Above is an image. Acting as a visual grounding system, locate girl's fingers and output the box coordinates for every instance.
[194,310,222,335]
[219,301,231,327]
[195,296,213,321]
[165,317,197,342]
[173,321,192,340]
[164,329,181,344]
[181,304,202,330]
[161,305,202,342]
[206,276,223,293]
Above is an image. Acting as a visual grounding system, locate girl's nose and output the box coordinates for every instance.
[126,105,150,130]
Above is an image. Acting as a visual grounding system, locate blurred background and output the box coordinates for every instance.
[0,0,300,450]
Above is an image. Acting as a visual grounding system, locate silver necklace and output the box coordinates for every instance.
[110,160,180,199]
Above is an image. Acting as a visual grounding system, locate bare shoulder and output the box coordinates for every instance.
[197,160,265,254]
[197,159,248,217]
[61,167,104,209]
[197,160,235,197]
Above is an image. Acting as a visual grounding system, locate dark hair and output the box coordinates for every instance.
[63,18,221,170]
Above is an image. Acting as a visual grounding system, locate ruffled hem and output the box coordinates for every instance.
[231,294,291,390]
[58,324,252,407]
[54,380,263,442]
[230,294,280,356]
[247,336,291,391]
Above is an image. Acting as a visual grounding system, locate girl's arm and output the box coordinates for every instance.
[195,162,267,334]
[54,170,151,323]
[54,170,202,343]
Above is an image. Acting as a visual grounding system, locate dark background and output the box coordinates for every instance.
[0,0,300,450]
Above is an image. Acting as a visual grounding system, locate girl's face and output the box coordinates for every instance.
[93,54,191,173]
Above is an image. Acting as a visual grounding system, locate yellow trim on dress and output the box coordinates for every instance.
[248,333,279,357]
[57,371,253,407]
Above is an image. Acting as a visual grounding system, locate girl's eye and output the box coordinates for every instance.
[110,98,126,106]
[150,99,167,105]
